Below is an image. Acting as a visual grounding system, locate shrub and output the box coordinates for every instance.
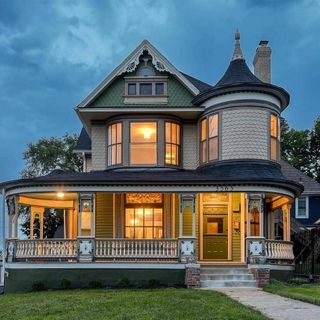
[148,278,161,288]
[60,278,71,290]
[118,277,130,288]
[287,277,309,285]
[88,281,103,289]
[32,281,46,291]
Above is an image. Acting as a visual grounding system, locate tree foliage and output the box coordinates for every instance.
[281,117,320,182]
[21,133,83,178]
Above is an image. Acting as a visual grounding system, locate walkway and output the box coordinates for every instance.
[213,288,320,320]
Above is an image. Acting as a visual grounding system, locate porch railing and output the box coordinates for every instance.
[265,240,294,261]
[15,239,78,259]
[95,239,178,260]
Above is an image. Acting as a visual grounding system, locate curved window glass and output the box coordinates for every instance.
[165,122,180,165]
[107,122,122,166]
[270,114,280,161]
[200,114,219,164]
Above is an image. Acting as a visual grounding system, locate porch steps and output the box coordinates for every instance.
[200,266,257,288]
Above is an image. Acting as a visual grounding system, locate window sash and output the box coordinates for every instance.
[296,197,309,218]
[107,123,122,166]
[165,122,181,165]
[200,114,218,163]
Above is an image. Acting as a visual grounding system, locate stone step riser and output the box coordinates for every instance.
[200,280,257,288]
[201,274,254,281]
[200,268,251,275]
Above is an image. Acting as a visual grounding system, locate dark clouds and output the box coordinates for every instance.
[0,0,319,182]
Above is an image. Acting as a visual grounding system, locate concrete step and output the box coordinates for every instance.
[200,280,257,288]
[200,267,251,275]
[201,274,255,281]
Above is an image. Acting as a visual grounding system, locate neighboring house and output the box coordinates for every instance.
[1,32,305,292]
[280,160,320,228]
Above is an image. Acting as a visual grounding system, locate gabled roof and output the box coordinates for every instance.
[181,72,213,92]
[77,40,200,109]
[280,160,320,194]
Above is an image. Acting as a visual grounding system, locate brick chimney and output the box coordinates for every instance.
[253,40,271,83]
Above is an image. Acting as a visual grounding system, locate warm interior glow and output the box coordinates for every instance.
[142,127,153,139]
[57,192,64,198]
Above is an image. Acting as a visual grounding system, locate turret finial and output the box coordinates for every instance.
[232,29,244,61]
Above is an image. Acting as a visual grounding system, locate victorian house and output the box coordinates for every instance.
[1,32,305,292]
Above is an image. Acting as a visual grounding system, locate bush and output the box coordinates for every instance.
[31,281,46,292]
[88,281,103,289]
[60,278,71,290]
[287,277,309,285]
[118,277,130,288]
[148,278,161,288]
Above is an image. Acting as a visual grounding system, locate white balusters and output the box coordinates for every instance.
[94,239,178,260]
[265,240,294,261]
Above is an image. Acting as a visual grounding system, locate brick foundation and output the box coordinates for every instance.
[185,263,200,288]
[250,267,270,288]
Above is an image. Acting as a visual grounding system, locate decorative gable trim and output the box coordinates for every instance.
[77,40,200,109]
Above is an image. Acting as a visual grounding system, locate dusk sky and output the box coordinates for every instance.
[0,0,320,183]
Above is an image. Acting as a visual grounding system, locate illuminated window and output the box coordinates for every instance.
[200,114,219,164]
[107,122,122,166]
[270,114,279,160]
[125,194,163,239]
[130,122,157,165]
[201,118,207,163]
[165,122,180,165]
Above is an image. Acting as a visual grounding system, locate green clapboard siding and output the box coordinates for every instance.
[95,193,113,238]
[90,75,194,107]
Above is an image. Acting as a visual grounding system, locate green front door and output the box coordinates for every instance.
[203,206,228,260]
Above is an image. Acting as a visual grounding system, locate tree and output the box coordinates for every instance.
[19,133,83,239]
[21,133,83,178]
[310,117,320,182]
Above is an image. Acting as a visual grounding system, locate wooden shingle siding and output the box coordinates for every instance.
[95,193,113,238]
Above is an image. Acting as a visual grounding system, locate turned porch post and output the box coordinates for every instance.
[282,203,292,241]
[178,193,196,263]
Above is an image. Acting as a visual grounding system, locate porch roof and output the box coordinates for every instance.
[1,160,303,196]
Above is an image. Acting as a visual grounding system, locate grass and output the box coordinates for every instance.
[264,280,320,305]
[0,288,267,320]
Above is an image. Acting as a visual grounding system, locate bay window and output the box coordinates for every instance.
[270,114,280,161]
[130,122,157,165]
[165,122,180,165]
[200,113,219,164]
[107,122,122,166]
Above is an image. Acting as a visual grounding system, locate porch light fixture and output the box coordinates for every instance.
[57,192,64,198]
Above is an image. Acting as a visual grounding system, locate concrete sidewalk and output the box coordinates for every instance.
[212,288,320,320]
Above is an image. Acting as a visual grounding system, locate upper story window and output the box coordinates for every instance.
[200,114,219,164]
[136,66,155,77]
[165,122,181,165]
[270,114,280,161]
[130,122,157,165]
[107,122,122,166]
[295,196,309,219]
[140,83,152,95]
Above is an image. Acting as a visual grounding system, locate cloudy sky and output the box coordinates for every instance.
[0,0,320,182]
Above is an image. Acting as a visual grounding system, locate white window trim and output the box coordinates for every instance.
[295,196,309,219]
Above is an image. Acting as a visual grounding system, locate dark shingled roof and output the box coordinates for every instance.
[215,59,262,87]
[280,160,320,194]
[181,72,213,92]
[0,160,303,196]
[74,127,91,152]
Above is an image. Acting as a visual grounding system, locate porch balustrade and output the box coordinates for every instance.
[265,239,294,261]
[95,239,178,260]
[15,239,78,259]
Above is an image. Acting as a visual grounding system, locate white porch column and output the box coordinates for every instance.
[178,193,196,263]
[246,193,266,264]
[78,193,95,262]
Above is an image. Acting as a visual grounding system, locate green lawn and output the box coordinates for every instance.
[264,281,320,305]
[0,288,267,320]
